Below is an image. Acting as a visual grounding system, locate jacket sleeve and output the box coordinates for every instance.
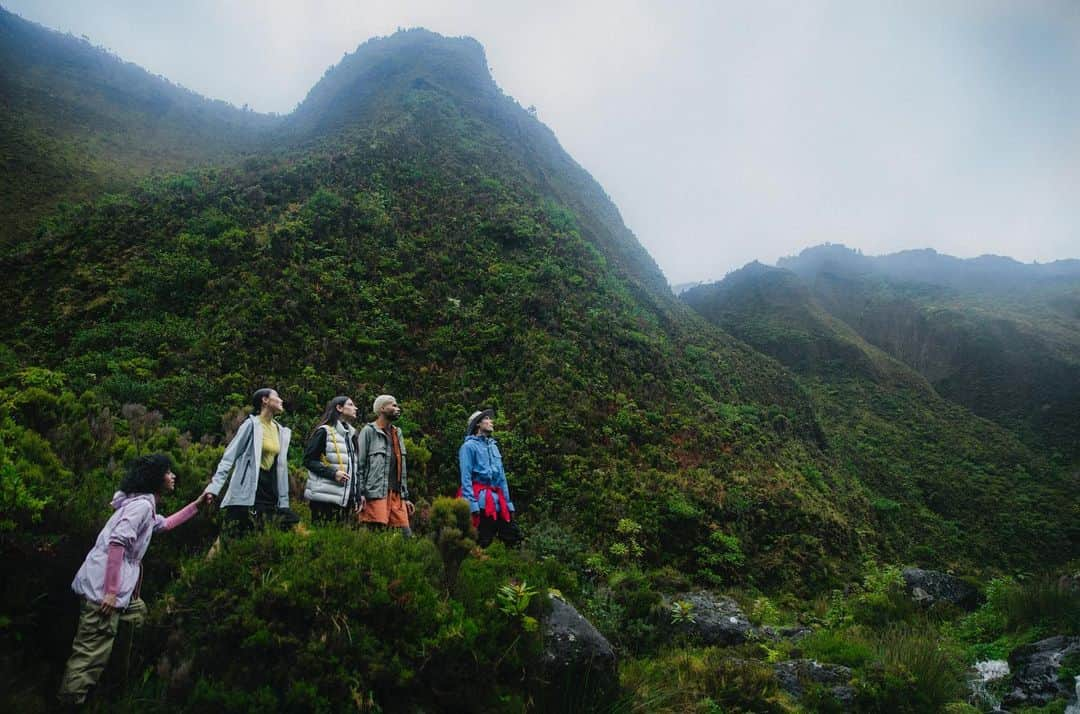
[206,419,252,496]
[277,428,290,509]
[356,425,371,498]
[303,428,336,480]
[108,499,153,551]
[459,442,479,513]
[493,454,514,513]
[399,429,409,500]
[159,500,200,531]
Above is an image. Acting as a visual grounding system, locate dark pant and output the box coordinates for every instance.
[310,501,354,526]
[477,514,523,548]
[222,505,299,539]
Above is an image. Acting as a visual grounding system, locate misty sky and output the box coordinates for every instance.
[7,0,1079,283]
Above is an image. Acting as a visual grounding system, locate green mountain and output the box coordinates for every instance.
[0,6,278,243]
[683,262,1077,568]
[775,244,1080,462]
[2,12,1078,712]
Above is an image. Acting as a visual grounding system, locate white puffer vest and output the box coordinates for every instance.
[304,422,357,506]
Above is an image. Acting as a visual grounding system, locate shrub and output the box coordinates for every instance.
[154,528,550,712]
[854,624,964,713]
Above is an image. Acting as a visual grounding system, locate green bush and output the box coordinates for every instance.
[154,528,550,712]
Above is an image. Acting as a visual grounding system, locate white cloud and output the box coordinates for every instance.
[6,0,1079,280]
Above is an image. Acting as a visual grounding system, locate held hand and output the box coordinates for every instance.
[334,471,349,484]
[99,593,118,615]
[405,500,415,516]
[197,492,214,508]
[355,496,366,513]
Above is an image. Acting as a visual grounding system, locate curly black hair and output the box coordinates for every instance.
[119,453,173,495]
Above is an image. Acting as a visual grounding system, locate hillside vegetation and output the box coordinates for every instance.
[776,244,1080,462]
[2,13,1077,713]
[0,7,278,243]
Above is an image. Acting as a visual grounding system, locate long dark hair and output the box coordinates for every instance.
[119,453,172,495]
[251,387,275,415]
[309,396,352,440]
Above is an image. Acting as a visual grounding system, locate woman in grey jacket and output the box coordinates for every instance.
[303,396,359,525]
[203,388,295,538]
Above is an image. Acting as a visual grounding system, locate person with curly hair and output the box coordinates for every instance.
[58,453,209,706]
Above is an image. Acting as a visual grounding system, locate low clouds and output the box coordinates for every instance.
[9,0,1079,281]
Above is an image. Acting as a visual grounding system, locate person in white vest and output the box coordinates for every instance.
[303,396,360,525]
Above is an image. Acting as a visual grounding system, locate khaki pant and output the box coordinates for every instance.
[58,597,147,704]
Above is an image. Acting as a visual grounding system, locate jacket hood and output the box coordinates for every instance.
[110,491,156,510]
[463,434,493,444]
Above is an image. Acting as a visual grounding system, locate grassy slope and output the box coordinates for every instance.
[778,245,1080,461]
[684,263,1078,572]
[0,7,279,243]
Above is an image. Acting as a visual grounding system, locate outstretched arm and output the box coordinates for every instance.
[157,493,211,532]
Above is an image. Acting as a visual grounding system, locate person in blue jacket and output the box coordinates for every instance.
[459,409,522,547]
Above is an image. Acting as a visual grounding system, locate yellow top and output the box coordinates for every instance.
[259,415,279,470]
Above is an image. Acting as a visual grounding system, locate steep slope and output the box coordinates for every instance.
[777,245,1080,461]
[0,6,279,243]
[2,28,873,592]
[684,264,1078,568]
[285,29,670,298]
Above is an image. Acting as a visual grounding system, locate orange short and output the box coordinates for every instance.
[359,491,410,527]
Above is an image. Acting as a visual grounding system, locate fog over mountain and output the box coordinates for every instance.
[5,0,1078,283]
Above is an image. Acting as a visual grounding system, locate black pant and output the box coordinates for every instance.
[222,505,299,539]
[310,501,354,526]
[477,514,523,548]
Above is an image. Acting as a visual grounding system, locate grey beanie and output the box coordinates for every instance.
[465,409,495,437]
[373,394,396,414]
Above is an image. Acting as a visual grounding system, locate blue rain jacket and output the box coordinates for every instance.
[458,435,515,515]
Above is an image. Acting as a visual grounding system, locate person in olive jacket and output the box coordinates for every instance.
[356,394,414,535]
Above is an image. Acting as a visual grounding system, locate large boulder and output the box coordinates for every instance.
[664,591,753,646]
[541,594,617,681]
[773,659,855,707]
[1003,636,1080,708]
[901,568,981,610]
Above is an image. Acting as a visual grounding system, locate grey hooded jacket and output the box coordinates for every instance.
[357,422,408,500]
[205,415,291,508]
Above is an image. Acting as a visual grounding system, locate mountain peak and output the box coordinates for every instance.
[287,28,495,135]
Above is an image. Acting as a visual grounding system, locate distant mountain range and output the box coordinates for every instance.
[686,244,1080,462]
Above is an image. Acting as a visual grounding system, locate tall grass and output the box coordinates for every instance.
[870,623,965,712]
[1000,575,1080,635]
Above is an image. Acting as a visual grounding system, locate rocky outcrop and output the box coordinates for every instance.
[541,594,616,680]
[773,659,855,706]
[663,591,753,646]
[901,568,981,609]
[1003,636,1080,709]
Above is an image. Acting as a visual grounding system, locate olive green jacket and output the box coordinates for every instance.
[357,422,408,500]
